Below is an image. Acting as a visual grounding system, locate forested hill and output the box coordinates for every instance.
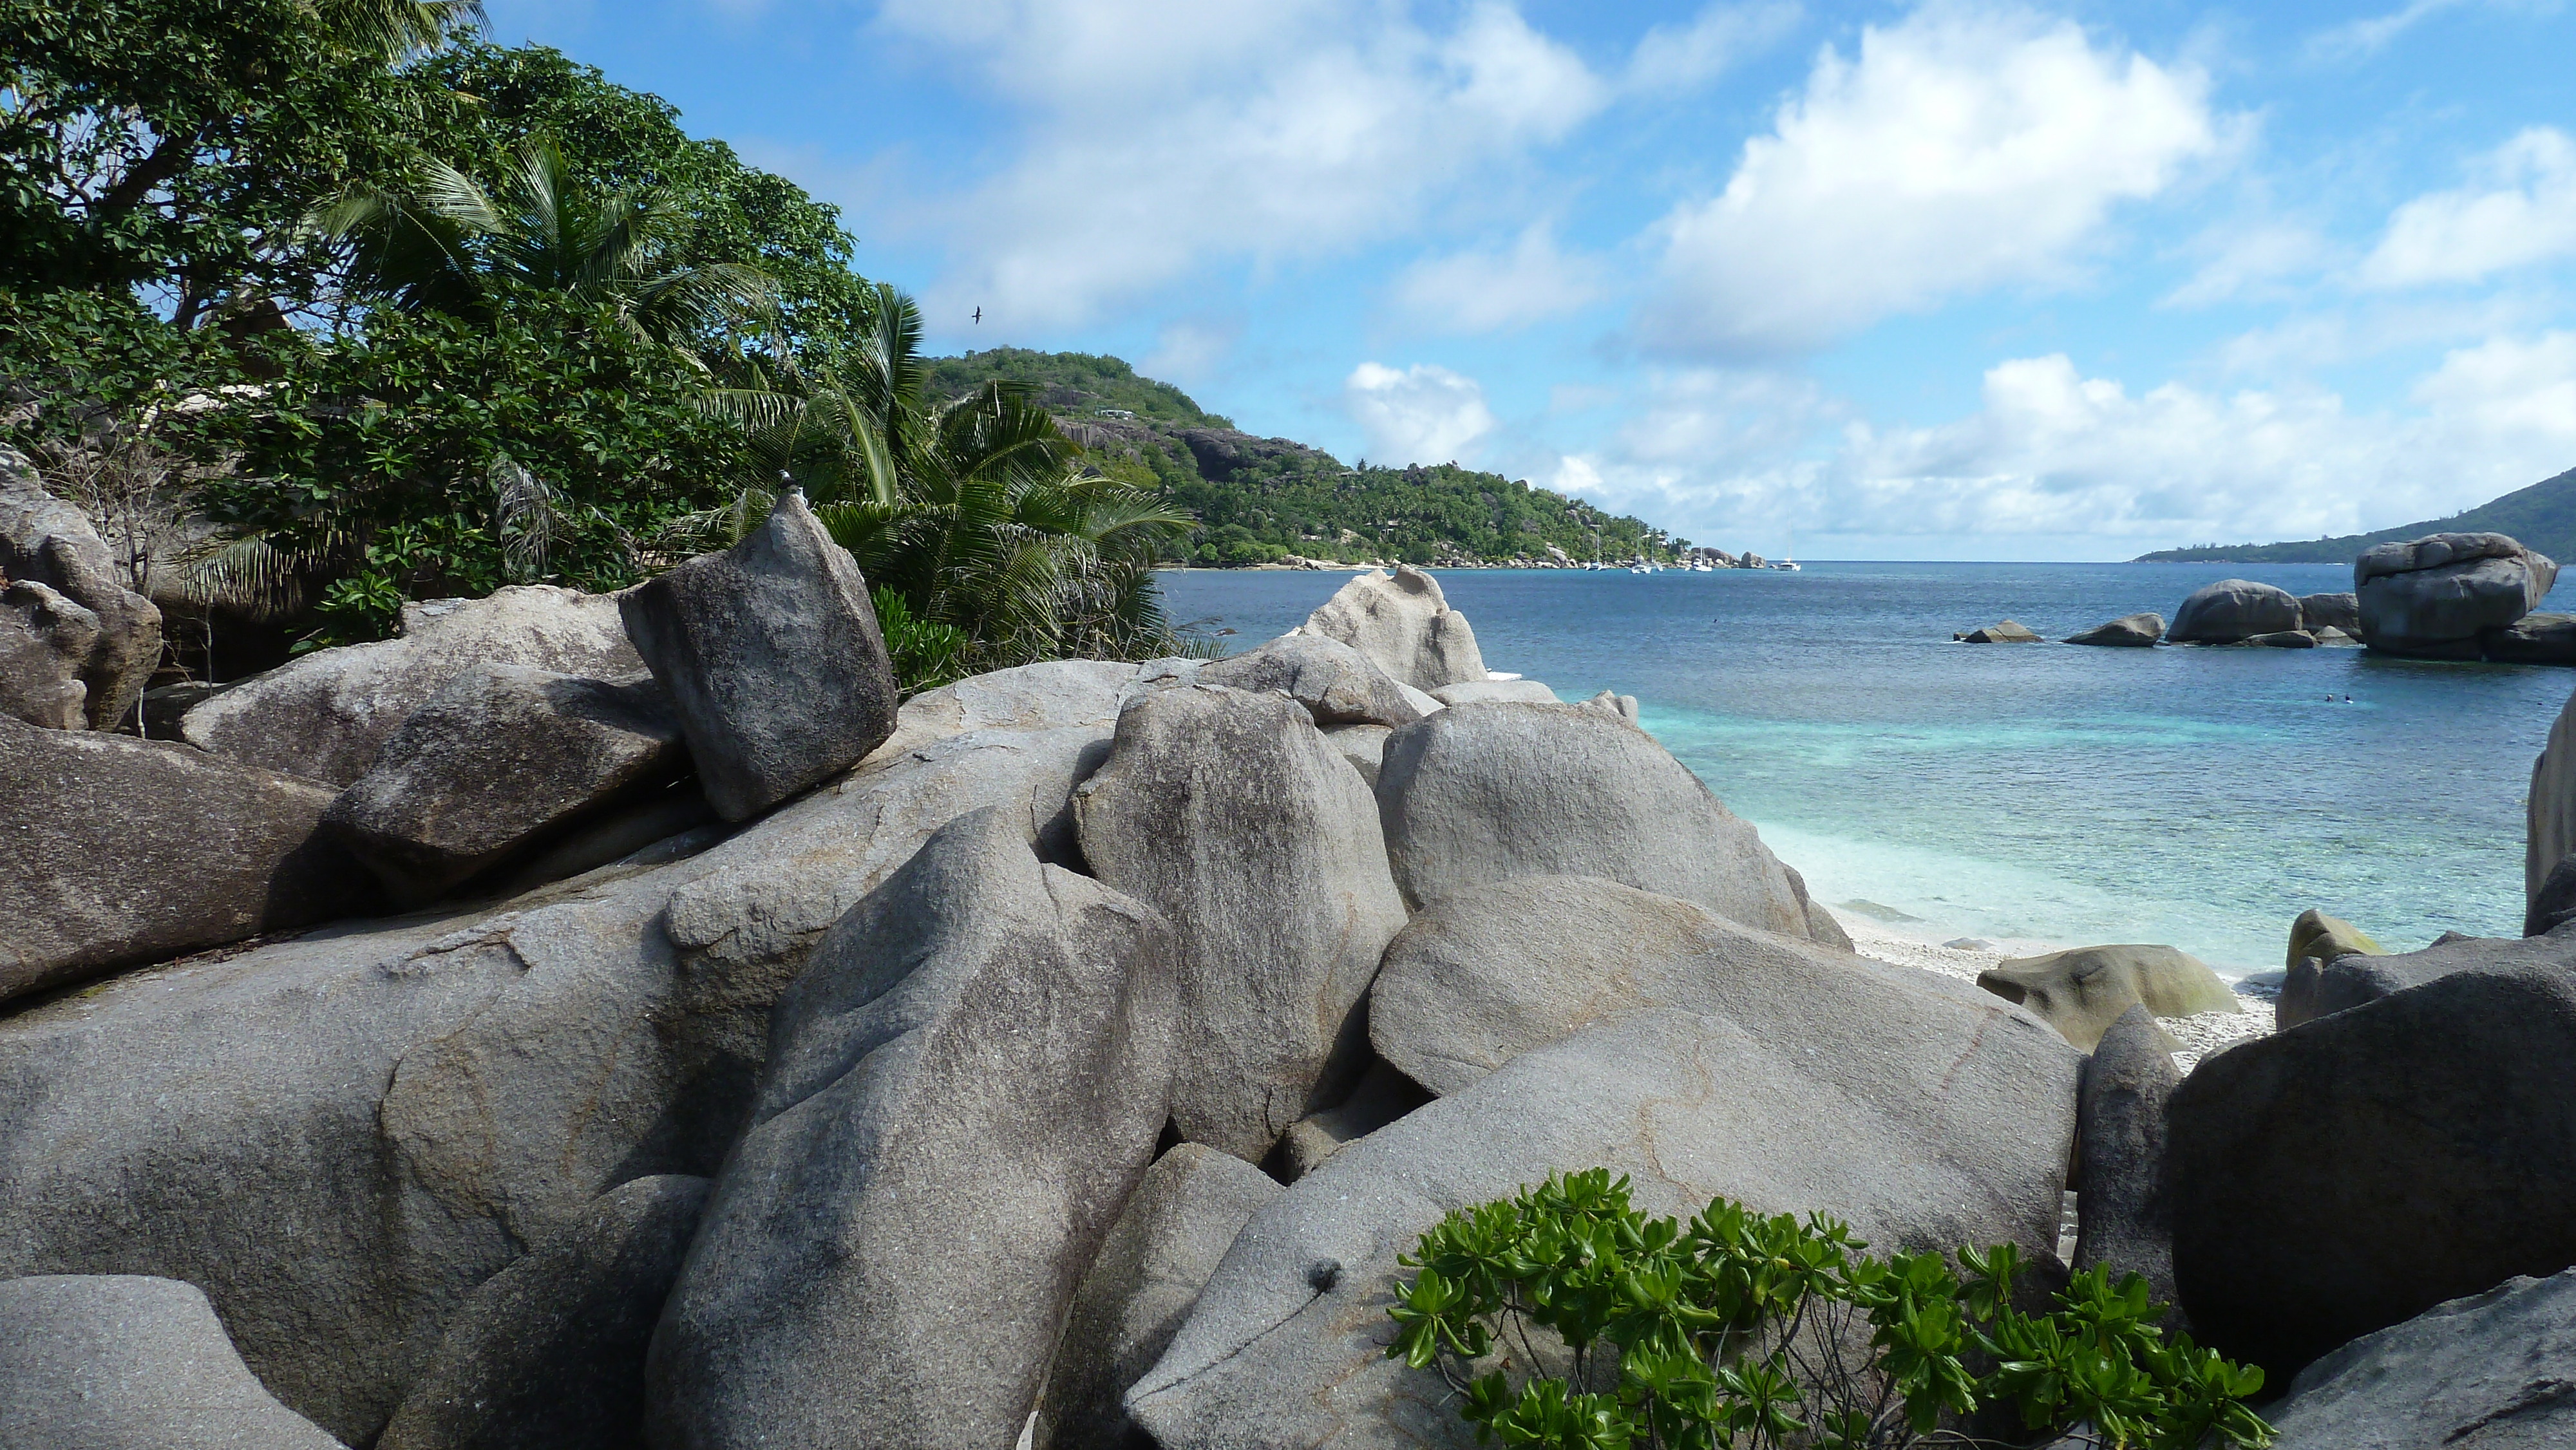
[926,348,1689,567]
[2135,465,2576,564]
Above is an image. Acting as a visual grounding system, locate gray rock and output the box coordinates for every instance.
[0,1274,347,1449]
[1428,677,1557,704]
[1301,567,1486,690]
[1036,1145,1285,1450]
[2528,855,2576,937]
[2487,611,2576,664]
[1320,722,1392,787]
[1074,685,1408,1160]
[1975,945,2242,1050]
[1580,688,1640,722]
[1198,634,1424,726]
[2532,684,2576,905]
[380,1175,710,1450]
[2297,592,2360,635]
[872,658,1139,758]
[182,585,643,786]
[2071,1006,2183,1326]
[2356,532,2558,656]
[325,665,690,906]
[0,578,101,728]
[1954,619,2043,643]
[1368,874,2030,1097]
[2168,580,2302,644]
[2168,950,2576,1380]
[1271,1061,1432,1182]
[2064,612,2164,646]
[2286,907,2383,968]
[492,786,717,899]
[1375,701,1823,941]
[2312,625,2362,646]
[0,445,163,730]
[646,807,1178,1450]
[2265,1269,2576,1449]
[620,493,898,821]
[0,716,377,1004]
[2241,629,2317,648]
[1128,1003,2079,1449]
[2276,929,2573,1029]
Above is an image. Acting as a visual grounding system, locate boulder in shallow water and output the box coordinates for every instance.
[2168,579,2302,644]
[2241,629,2316,648]
[2298,592,2360,636]
[1300,566,1486,690]
[0,445,163,730]
[1195,633,1423,727]
[2485,610,2576,664]
[2356,531,2557,657]
[1582,688,1641,721]
[0,579,101,728]
[2263,1269,2576,1450]
[0,1274,348,1449]
[2064,612,2163,646]
[2286,908,2382,970]
[2072,1006,2184,1327]
[2532,684,2576,906]
[2528,855,2576,937]
[1954,619,2042,643]
[1975,944,2240,1051]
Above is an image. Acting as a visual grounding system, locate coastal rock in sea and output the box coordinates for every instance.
[2298,592,2362,635]
[2167,950,2576,1380]
[1195,633,1423,727]
[1582,688,1642,722]
[1074,685,1408,1160]
[2277,928,2573,1030]
[646,807,1177,1450]
[2356,532,2558,658]
[1127,1004,2078,1449]
[2286,908,2382,969]
[0,1275,348,1450]
[1300,565,1487,691]
[2528,856,2576,936]
[379,1175,710,1450]
[0,579,101,728]
[2167,580,2302,644]
[1320,722,1392,786]
[2064,612,2164,646]
[1036,1145,1285,1450]
[2532,684,2576,905]
[620,493,898,821]
[2313,625,2362,645]
[1428,677,1559,704]
[1272,1061,1431,1181]
[2262,1269,2576,1450]
[1,715,377,1004]
[2242,629,2317,648]
[1954,619,2042,643]
[182,585,643,786]
[1975,945,2240,1051]
[1376,701,1823,942]
[1,445,164,730]
[2072,1006,2184,1325]
[325,666,690,907]
[2485,610,2576,664]
[874,658,1139,757]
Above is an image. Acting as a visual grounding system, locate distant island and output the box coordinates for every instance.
[2136,465,2576,564]
[928,348,1709,569]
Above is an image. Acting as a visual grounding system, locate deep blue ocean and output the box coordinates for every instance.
[1154,563,2576,979]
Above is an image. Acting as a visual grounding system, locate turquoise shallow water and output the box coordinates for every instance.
[1154,563,2576,979]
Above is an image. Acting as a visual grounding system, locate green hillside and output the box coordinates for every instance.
[928,348,1690,568]
[2136,465,2576,564]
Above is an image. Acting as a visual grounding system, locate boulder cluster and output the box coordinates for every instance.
[4,490,2573,1447]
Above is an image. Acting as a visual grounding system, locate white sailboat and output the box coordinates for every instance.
[1776,527,1803,571]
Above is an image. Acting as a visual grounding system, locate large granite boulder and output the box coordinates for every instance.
[2071,1006,2184,1325]
[2286,907,2381,968]
[182,585,643,785]
[0,1274,348,1449]
[0,578,103,727]
[1975,944,2240,1050]
[2297,592,2360,635]
[647,807,1178,1450]
[1321,722,1392,786]
[1,716,377,1004]
[620,493,898,821]
[2356,532,2558,658]
[0,444,164,730]
[1128,1002,2079,1449]
[326,665,690,906]
[2242,629,2316,648]
[2485,610,2576,664]
[2529,856,2576,936]
[2264,1269,2576,1449]
[1376,701,1824,941]
[2063,612,2163,646]
[380,1175,708,1450]
[2167,579,2301,644]
[1074,685,1409,1160]
[1429,677,1558,704]
[1300,566,1486,691]
[2529,684,2576,904]
[873,657,1138,757]
[2168,952,2576,1380]
[1368,873,2030,1097]
[2276,928,2571,1030]
[1036,1145,1285,1450]
[1197,634,1423,727]
[1954,619,2042,643]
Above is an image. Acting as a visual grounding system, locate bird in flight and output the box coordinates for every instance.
[973,307,982,324]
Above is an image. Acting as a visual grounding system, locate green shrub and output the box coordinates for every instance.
[1388,1170,2272,1450]
[871,585,970,696]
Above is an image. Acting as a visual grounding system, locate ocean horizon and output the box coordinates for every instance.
[1156,561,2576,981]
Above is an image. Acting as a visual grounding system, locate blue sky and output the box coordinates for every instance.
[481,0,2576,560]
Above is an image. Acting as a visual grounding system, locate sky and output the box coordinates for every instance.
[478,0,2576,560]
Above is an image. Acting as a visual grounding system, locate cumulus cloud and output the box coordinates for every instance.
[2360,127,2576,287]
[1388,225,1606,334]
[1345,362,1498,466]
[1636,5,2222,359]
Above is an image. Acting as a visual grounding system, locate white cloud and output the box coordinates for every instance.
[1637,5,2222,359]
[2304,0,2472,61]
[877,0,1608,328]
[1624,1,1804,93]
[2162,223,2331,308]
[2360,127,2576,287]
[1388,225,1605,334]
[1345,362,1498,466]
